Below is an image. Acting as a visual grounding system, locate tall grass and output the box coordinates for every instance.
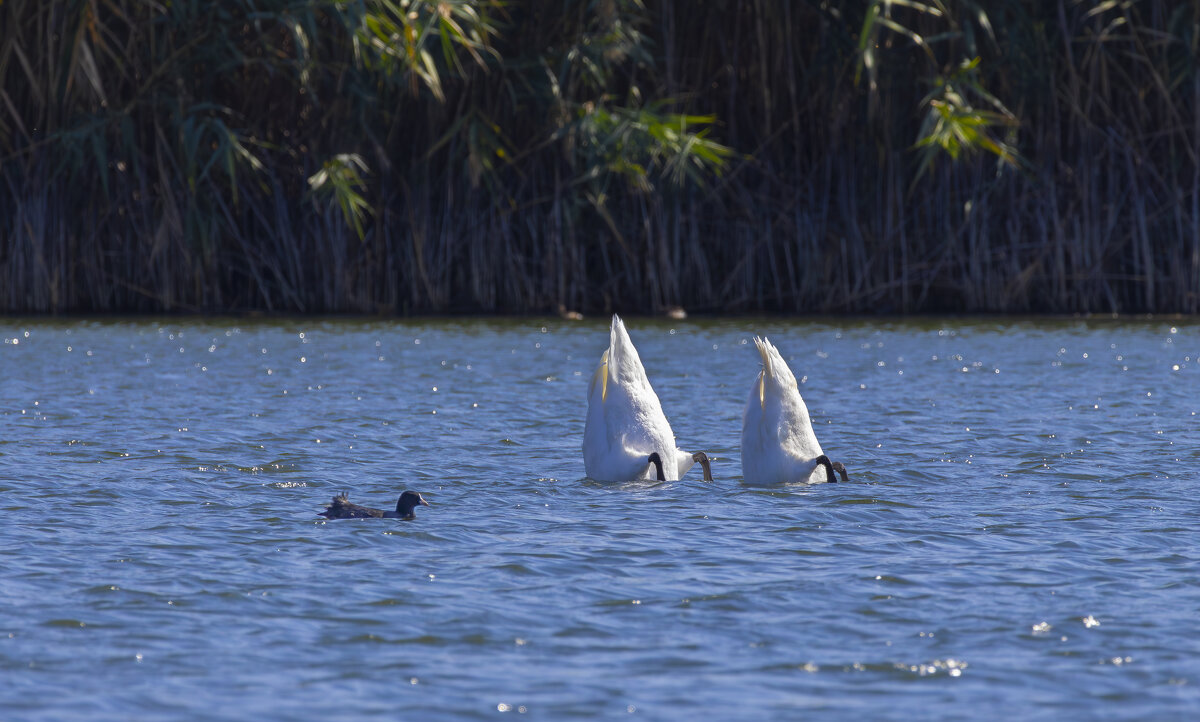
[1,1,1197,314]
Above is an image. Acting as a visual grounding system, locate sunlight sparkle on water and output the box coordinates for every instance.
[3,317,1198,719]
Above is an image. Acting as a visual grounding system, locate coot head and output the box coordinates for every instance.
[395,490,431,517]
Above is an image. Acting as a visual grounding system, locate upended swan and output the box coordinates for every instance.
[319,490,430,520]
[741,337,848,484]
[584,315,713,482]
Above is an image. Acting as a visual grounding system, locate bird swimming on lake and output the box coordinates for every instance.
[741,336,848,485]
[319,490,430,520]
[583,314,713,482]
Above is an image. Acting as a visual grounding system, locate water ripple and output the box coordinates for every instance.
[2,317,1200,719]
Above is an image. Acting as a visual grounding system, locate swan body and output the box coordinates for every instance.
[741,337,846,484]
[583,315,710,481]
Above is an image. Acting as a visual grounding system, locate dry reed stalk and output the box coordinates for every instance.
[1,0,1197,315]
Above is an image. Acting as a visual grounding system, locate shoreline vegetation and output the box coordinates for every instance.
[1,1,1197,316]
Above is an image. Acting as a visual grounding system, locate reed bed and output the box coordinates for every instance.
[1,0,1197,314]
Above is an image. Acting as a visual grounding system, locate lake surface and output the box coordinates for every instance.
[1,315,1198,720]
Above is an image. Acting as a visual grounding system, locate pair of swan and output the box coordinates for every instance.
[583,316,847,484]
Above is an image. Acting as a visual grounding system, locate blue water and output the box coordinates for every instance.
[1,317,1198,719]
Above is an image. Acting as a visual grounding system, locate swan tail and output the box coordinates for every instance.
[752,337,775,410]
[608,315,649,388]
[588,350,610,403]
[754,336,773,377]
[754,337,772,408]
[755,336,796,388]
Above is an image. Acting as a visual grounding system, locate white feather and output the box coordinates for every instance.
[740,336,830,484]
[583,315,696,481]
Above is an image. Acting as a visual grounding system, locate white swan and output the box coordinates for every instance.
[741,336,847,484]
[584,315,712,481]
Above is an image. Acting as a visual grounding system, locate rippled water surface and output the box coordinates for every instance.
[2,316,1199,719]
